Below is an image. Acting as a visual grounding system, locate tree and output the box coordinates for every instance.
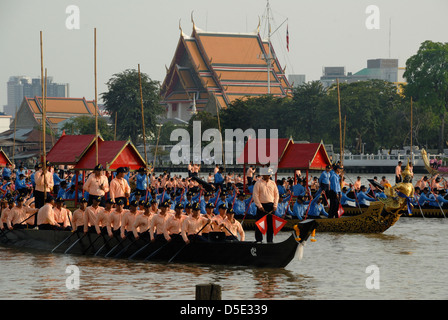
[403,40,448,152]
[289,80,407,154]
[101,69,164,144]
[287,81,328,141]
[61,115,114,140]
[220,95,291,137]
[328,80,405,154]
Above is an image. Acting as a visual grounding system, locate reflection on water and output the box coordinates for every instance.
[0,218,447,300]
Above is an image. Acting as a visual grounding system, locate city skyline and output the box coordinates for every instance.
[1,0,447,108]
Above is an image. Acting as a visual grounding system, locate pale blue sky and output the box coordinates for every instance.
[1,0,447,107]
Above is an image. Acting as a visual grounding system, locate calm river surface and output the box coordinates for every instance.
[0,217,446,300]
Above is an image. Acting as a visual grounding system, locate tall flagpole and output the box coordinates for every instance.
[410,97,413,161]
[337,78,343,165]
[94,27,99,166]
[40,31,47,201]
[138,64,148,165]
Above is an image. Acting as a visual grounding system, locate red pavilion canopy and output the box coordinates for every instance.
[74,139,146,171]
[46,134,101,165]
[0,149,12,167]
[238,139,331,192]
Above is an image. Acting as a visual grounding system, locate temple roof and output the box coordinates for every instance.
[161,25,291,111]
[22,96,96,127]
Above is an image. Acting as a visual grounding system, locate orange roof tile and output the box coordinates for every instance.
[161,28,291,113]
[184,39,208,72]
[36,97,93,114]
[197,33,265,66]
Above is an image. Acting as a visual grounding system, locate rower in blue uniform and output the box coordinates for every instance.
[357,185,378,207]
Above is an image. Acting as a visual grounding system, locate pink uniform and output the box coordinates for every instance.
[36,203,58,226]
[132,212,153,238]
[163,214,187,241]
[150,212,171,240]
[95,207,114,234]
[34,170,54,193]
[109,209,126,235]
[253,179,279,209]
[109,178,131,202]
[52,206,72,229]
[71,208,85,230]
[7,206,38,229]
[83,174,109,196]
[181,215,210,242]
[202,213,215,234]
[1,207,13,228]
[212,213,227,226]
[221,218,245,241]
[84,205,102,232]
[120,210,139,238]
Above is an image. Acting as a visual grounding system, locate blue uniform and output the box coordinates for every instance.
[57,187,67,199]
[329,170,341,195]
[429,194,448,207]
[292,202,307,219]
[2,167,11,179]
[15,177,27,191]
[292,183,306,196]
[306,190,329,218]
[341,190,356,206]
[318,171,330,186]
[214,172,224,185]
[274,195,292,217]
[232,196,252,216]
[136,173,148,191]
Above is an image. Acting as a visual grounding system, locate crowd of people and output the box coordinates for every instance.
[2,159,447,245]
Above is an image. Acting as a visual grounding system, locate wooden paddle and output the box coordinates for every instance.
[167,221,210,263]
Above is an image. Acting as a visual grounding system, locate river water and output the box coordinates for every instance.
[0,171,446,300]
[0,217,446,300]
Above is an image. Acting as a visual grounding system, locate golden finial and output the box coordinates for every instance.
[402,159,411,179]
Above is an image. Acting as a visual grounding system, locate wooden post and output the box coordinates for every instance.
[94,27,99,166]
[243,163,246,193]
[214,96,225,172]
[195,283,221,300]
[337,78,343,165]
[153,124,162,169]
[138,64,148,165]
[12,106,17,163]
[410,97,413,161]
[114,111,117,141]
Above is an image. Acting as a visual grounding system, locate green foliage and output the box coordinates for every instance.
[101,69,164,144]
[403,40,448,151]
[220,95,291,137]
[216,80,416,154]
[61,115,113,140]
[156,121,187,145]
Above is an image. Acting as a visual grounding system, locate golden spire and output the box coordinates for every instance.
[402,159,411,179]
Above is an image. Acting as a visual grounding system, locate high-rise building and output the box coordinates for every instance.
[5,76,69,116]
[319,59,400,88]
[288,74,306,87]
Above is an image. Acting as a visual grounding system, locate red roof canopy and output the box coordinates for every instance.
[237,138,331,170]
[0,149,12,167]
[237,138,292,165]
[46,134,101,165]
[74,139,146,171]
[278,142,331,170]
